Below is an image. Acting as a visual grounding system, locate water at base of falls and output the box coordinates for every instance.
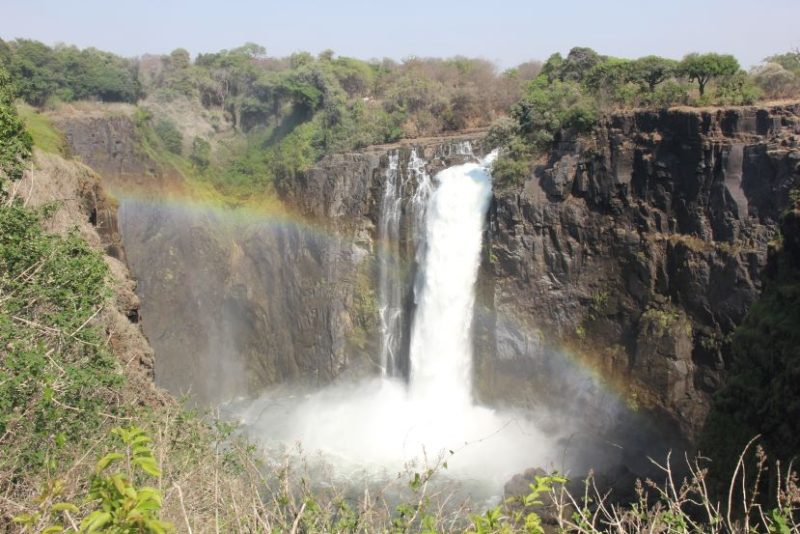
[232,150,555,496]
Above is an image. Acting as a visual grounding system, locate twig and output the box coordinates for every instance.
[173,484,193,534]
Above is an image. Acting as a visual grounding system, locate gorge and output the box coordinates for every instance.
[45,101,800,501]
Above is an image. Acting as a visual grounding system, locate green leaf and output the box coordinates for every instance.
[134,457,162,477]
[51,502,80,513]
[80,510,111,533]
[94,452,124,474]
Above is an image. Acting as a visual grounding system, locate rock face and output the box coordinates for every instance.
[53,103,800,445]
[480,104,800,439]
[53,106,483,403]
[14,151,159,400]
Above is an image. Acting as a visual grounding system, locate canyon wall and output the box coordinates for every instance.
[479,104,800,439]
[54,107,481,402]
[53,103,800,442]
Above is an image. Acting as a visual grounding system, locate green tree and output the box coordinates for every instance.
[512,77,597,149]
[560,47,603,82]
[680,52,740,96]
[0,66,33,183]
[629,55,679,91]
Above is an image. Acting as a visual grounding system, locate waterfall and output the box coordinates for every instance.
[237,147,550,493]
[377,151,402,375]
[377,148,432,377]
[408,152,495,406]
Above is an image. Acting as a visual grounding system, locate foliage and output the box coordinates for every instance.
[189,136,211,170]
[14,427,173,533]
[0,65,33,184]
[680,52,740,96]
[153,118,183,154]
[629,55,680,91]
[0,39,140,106]
[765,49,800,75]
[703,213,800,479]
[714,70,762,105]
[752,61,800,99]
[0,203,124,479]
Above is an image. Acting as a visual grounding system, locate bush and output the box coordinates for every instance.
[752,62,800,99]
[154,118,183,154]
[0,204,122,476]
[512,77,597,150]
[714,71,762,105]
[189,136,211,170]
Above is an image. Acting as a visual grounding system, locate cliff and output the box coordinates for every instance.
[482,103,800,439]
[49,102,800,445]
[51,104,483,402]
[9,149,161,402]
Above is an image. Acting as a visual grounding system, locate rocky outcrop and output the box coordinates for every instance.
[480,103,800,439]
[13,150,159,400]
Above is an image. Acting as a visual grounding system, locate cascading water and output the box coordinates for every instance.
[377,148,432,377]
[377,151,403,375]
[236,147,552,493]
[408,153,493,407]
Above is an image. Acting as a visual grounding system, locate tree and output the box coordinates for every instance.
[166,48,191,70]
[680,53,740,96]
[560,47,603,82]
[629,55,679,91]
[583,58,631,92]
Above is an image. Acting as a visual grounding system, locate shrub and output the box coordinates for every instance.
[714,71,762,105]
[752,62,800,99]
[153,118,183,154]
[189,136,211,170]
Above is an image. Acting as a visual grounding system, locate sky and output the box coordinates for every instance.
[1,0,798,69]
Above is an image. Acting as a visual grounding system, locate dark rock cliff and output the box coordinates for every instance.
[479,103,800,439]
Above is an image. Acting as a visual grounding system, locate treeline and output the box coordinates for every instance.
[0,39,140,106]
[2,38,799,194]
[489,47,800,184]
[131,44,540,194]
[137,43,536,140]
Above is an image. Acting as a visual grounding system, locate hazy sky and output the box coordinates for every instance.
[1,0,798,68]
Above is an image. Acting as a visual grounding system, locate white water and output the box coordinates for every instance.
[377,151,403,375]
[235,149,553,494]
[408,154,494,407]
[377,149,433,376]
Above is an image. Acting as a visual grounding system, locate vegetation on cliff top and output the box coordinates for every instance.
[488,47,800,186]
[3,38,799,197]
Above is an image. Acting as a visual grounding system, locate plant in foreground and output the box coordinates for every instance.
[14,426,174,533]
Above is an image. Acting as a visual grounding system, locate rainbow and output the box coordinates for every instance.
[108,176,652,423]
